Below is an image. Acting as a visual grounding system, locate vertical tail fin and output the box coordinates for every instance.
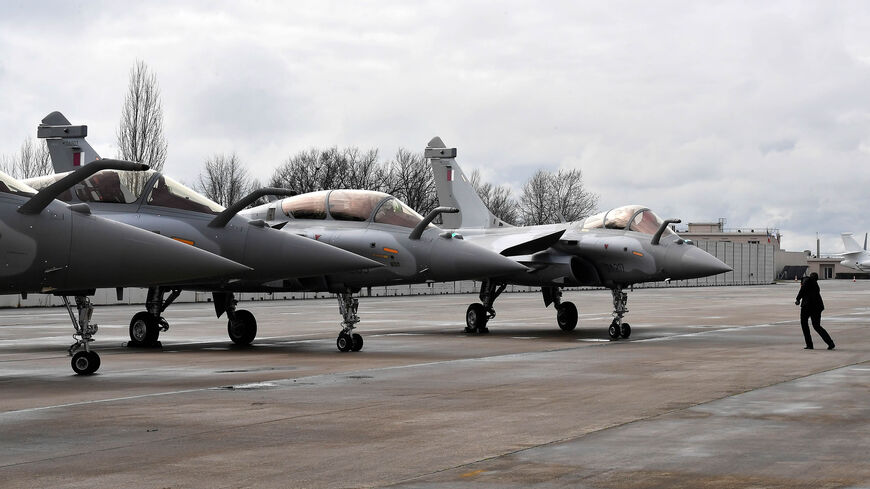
[842,233,863,253]
[425,136,512,230]
[36,111,101,173]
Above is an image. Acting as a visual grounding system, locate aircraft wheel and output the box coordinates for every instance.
[351,333,364,352]
[556,302,578,331]
[608,321,621,340]
[466,303,488,333]
[620,323,631,339]
[337,331,354,352]
[228,310,257,346]
[71,350,100,375]
[129,311,160,346]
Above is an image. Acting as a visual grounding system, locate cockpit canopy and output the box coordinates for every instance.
[0,171,36,197]
[25,169,225,215]
[580,205,675,237]
[281,189,430,229]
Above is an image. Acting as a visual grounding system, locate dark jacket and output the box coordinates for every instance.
[796,277,825,313]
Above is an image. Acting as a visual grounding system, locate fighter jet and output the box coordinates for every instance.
[34,112,381,348]
[241,189,530,351]
[0,161,251,374]
[426,137,732,339]
[840,233,870,272]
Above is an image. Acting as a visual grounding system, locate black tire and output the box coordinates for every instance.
[608,321,621,340]
[88,351,101,373]
[129,311,160,346]
[620,323,631,339]
[228,309,257,346]
[337,332,353,352]
[466,303,488,332]
[351,333,364,352]
[71,350,99,375]
[556,302,578,331]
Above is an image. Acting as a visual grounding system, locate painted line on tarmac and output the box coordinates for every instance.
[1,388,207,416]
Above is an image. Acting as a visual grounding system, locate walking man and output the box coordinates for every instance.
[795,272,835,350]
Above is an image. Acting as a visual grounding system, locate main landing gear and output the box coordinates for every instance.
[127,288,259,347]
[467,282,580,333]
[336,292,363,352]
[608,286,631,340]
[466,280,506,333]
[63,296,101,375]
[214,291,258,346]
[128,287,180,347]
[542,286,578,332]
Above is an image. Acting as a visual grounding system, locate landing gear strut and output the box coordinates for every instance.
[543,286,578,332]
[336,292,363,352]
[466,280,506,333]
[63,296,101,375]
[608,286,631,340]
[128,287,179,347]
[215,292,258,346]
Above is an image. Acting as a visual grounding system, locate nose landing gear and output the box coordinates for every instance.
[63,296,101,375]
[336,292,363,352]
[608,286,631,340]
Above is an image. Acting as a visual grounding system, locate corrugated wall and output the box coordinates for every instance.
[657,241,775,288]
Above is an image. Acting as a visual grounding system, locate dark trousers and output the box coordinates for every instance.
[800,308,834,348]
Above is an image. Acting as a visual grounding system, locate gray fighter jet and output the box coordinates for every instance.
[34,112,381,348]
[241,189,529,351]
[426,137,732,339]
[0,161,251,374]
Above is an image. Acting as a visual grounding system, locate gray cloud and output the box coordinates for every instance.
[2,1,870,253]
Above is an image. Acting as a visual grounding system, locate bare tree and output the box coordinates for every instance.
[117,60,168,171]
[518,168,598,225]
[342,147,388,191]
[195,153,254,207]
[386,148,437,215]
[0,137,52,179]
[269,146,437,214]
[0,153,12,176]
[518,170,552,225]
[550,168,598,222]
[270,147,348,193]
[469,169,519,225]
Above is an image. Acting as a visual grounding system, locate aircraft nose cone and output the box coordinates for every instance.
[666,244,732,280]
[429,237,528,281]
[273,232,381,278]
[66,214,251,288]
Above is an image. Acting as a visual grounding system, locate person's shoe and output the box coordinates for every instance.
[804,346,814,349]
[827,344,835,350]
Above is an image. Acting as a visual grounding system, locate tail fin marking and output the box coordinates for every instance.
[37,111,101,173]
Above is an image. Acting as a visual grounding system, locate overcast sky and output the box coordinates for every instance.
[1,1,869,252]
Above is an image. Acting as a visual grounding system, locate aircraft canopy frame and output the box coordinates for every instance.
[581,205,676,237]
[280,189,433,229]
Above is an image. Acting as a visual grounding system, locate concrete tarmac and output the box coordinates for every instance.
[1,281,868,488]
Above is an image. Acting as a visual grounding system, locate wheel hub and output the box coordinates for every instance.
[131,321,147,342]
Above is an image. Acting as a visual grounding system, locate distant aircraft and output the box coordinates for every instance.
[242,189,529,351]
[0,161,250,374]
[34,112,381,349]
[840,233,870,272]
[426,137,732,339]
